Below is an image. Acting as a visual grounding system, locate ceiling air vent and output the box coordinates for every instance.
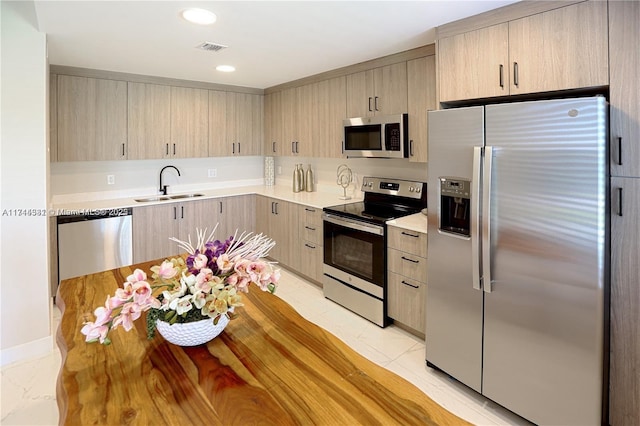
[196,42,228,52]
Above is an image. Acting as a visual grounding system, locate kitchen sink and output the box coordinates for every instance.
[134,193,205,202]
[168,193,205,199]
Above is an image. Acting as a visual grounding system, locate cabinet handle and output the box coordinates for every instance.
[272,141,276,153]
[368,97,373,112]
[173,206,177,220]
[291,141,295,154]
[617,187,623,217]
[401,231,419,238]
[271,202,275,214]
[219,201,223,214]
[374,96,379,111]
[401,280,419,289]
[181,205,184,219]
[122,143,125,157]
[166,143,169,156]
[304,226,316,231]
[275,202,279,215]
[513,62,519,87]
[617,137,623,166]
[304,243,316,249]
[409,140,414,157]
[173,143,176,156]
[238,142,241,154]
[232,143,236,154]
[401,256,419,264]
[295,141,299,154]
[499,64,504,88]
[341,140,345,154]
[305,207,315,212]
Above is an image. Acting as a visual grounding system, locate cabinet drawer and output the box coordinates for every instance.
[387,271,425,333]
[387,248,427,283]
[301,206,322,228]
[387,226,427,257]
[301,223,322,245]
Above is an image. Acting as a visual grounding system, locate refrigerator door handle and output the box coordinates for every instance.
[471,146,483,290]
[482,146,493,293]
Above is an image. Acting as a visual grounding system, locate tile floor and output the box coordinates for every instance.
[1,268,530,425]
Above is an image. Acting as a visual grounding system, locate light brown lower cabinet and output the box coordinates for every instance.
[297,205,324,284]
[255,196,298,268]
[609,177,640,425]
[386,225,427,335]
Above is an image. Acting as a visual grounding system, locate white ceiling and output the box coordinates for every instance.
[34,1,519,89]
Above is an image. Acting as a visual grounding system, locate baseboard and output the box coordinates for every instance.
[0,335,55,368]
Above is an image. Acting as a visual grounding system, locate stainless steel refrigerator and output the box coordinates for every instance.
[426,97,608,425]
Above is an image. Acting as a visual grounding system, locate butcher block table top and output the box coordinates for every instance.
[56,259,469,425]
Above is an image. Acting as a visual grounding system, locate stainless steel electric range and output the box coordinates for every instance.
[322,177,427,327]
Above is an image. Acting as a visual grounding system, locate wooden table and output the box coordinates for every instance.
[57,259,470,425]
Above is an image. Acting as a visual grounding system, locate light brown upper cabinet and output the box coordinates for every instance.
[438,1,608,103]
[207,90,227,157]
[170,86,209,158]
[438,24,509,102]
[281,87,299,156]
[128,82,171,160]
[609,0,640,179]
[407,56,436,163]
[264,91,284,156]
[129,83,208,159]
[295,83,316,157]
[223,92,262,156]
[316,76,347,158]
[57,75,127,161]
[346,62,408,118]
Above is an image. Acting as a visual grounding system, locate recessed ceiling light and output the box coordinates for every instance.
[216,65,236,73]
[181,8,217,25]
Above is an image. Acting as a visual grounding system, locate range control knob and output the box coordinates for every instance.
[409,187,415,192]
[415,187,421,193]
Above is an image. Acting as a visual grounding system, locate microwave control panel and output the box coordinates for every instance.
[385,123,401,150]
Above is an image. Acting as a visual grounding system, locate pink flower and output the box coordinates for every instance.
[193,253,208,270]
[127,269,147,284]
[132,281,153,305]
[216,254,233,273]
[112,302,142,331]
[81,322,109,343]
[155,260,178,280]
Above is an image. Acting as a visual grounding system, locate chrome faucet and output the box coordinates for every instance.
[159,165,181,195]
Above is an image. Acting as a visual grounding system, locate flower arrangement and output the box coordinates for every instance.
[81,227,280,345]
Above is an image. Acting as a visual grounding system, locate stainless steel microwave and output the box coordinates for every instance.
[343,113,408,159]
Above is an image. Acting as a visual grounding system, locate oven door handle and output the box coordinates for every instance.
[322,213,384,236]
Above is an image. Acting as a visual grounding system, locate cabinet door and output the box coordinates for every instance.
[255,195,271,237]
[132,203,179,263]
[128,82,171,160]
[508,1,608,95]
[407,56,436,163]
[387,272,425,334]
[226,92,260,156]
[281,87,298,155]
[264,91,283,156]
[57,75,127,161]
[317,76,346,158]
[438,23,509,102]
[178,199,220,243]
[300,240,323,283]
[373,62,407,115]
[296,83,316,157]
[251,94,264,156]
[218,195,256,239]
[208,90,228,157]
[610,177,640,426]
[170,86,208,158]
[346,70,373,118]
[609,0,640,178]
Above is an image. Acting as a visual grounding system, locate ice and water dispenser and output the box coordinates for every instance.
[439,178,471,237]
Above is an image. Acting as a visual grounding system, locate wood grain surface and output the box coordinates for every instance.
[57,260,470,425]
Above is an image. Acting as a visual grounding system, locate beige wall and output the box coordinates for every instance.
[0,0,53,364]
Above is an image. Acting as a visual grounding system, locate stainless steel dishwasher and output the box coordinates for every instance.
[57,208,133,283]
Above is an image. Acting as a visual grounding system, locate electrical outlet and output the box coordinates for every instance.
[208,168,217,178]
[107,175,115,185]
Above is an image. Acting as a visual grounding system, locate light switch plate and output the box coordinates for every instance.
[208,169,217,178]
[107,175,115,185]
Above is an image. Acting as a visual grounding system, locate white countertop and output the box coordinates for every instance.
[52,185,429,234]
[51,185,362,214]
[386,211,428,234]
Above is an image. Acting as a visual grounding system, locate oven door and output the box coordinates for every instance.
[322,213,385,291]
